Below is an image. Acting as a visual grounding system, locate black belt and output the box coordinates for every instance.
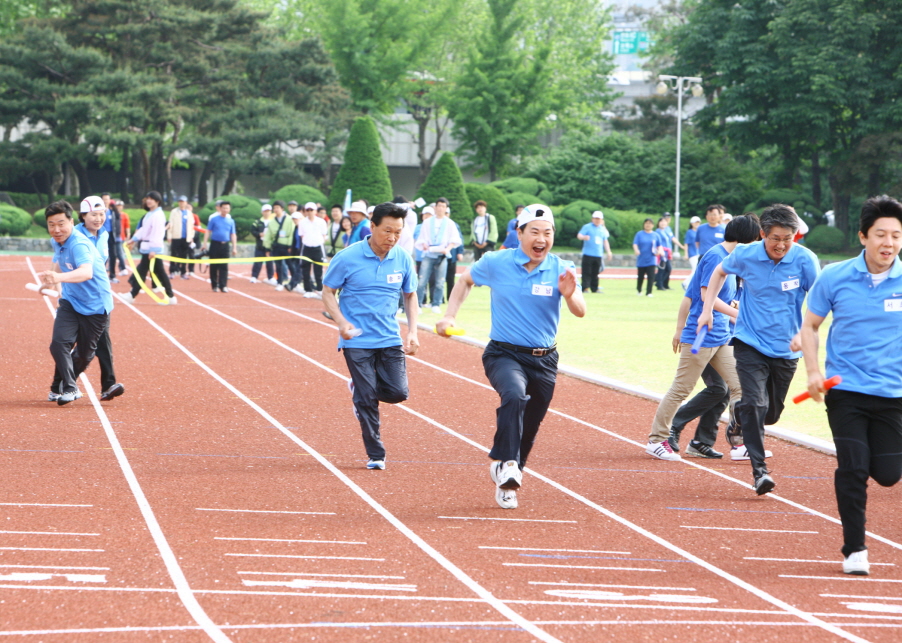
[493,340,556,357]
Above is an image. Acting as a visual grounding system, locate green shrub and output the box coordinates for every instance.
[2,192,45,212]
[603,209,656,249]
[804,225,845,254]
[417,153,471,235]
[328,116,393,206]
[0,204,35,235]
[271,184,328,207]
[197,195,264,240]
[503,191,537,213]
[464,183,514,223]
[491,177,554,206]
[744,188,824,219]
[558,200,602,246]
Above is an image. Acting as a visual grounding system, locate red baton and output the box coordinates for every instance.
[793,375,842,404]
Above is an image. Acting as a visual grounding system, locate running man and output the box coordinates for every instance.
[437,204,586,509]
[801,195,902,576]
[322,202,419,470]
[698,204,820,495]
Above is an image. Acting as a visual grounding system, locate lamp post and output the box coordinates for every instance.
[656,75,703,245]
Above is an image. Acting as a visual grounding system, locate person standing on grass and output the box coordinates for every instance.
[577,211,613,293]
[167,195,194,279]
[203,200,238,293]
[297,201,328,298]
[645,214,761,462]
[655,215,677,291]
[633,218,661,297]
[249,203,275,284]
[415,197,461,314]
[437,204,586,510]
[445,218,465,304]
[121,191,175,305]
[698,204,820,495]
[681,215,702,290]
[470,200,498,261]
[37,200,113,406]
[322,202,419,471]
[801,195,902,577]
[696,205,726,257]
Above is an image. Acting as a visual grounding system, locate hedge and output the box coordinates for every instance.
[0,204,35,236]
[271,184,328,207]
[416,152,471,235]
[328,116,393,206]
[197,194,264,240]
[490,177,554,205]
[804,225,845,254]
[503,191,537,213]
[463,183,514,224]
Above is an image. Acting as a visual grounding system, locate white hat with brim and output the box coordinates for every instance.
[79,196,104,213]
[261,203,272,212]
[290,211,303,220]
[690,216,701,224]
[304,201,317,210]
[517,203,554,229]
[421,206,435,216]
[591,210,604,219]
[347,200,367,214]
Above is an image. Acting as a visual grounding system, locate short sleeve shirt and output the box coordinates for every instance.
[469,248,574,348]
[681,244,736,347]
[656,226,674,251]
[52,231,113,316]
[696,224,726,256]
[323,237,417,350]
[684,228,698,257]
[807,252,902,397]
[208,214,236,242]
[74,223,109,263]
[633,231,660,268]
[579,223,609,257]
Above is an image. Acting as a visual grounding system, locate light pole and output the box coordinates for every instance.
[656,75,703,246]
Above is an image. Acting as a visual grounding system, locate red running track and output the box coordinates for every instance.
[2,253,902,642]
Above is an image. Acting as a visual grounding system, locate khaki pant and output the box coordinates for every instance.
[648,343,742,443]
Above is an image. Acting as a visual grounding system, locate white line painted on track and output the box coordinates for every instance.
[0,565,109,571]
[0,531,99,536]
[25,257,233,643]
[124,289,564,643]
[747,557,894,566]
[823,594,902,601]
[242,578,417,591]
[481,546,631,554]
[783,575,902,584]
[530,581,695,591]
[197,508,334,515]
[681,525,819,534]
[177,284,877,643]
[224,554,383,561]
[0,547,102,552]
[505,563,664,572]
[216,537,365,545]
[0,503,92,508]
[239,571,406,580]
[439,516,577,523]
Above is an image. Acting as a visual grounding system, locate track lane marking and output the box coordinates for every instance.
[238,571,405,579]
[216,537,366,545]
[0,531,99,537]
[0,547,102,552]
[530,581,695,590]
[439,516,576,523]
[747,557,894,566]
[196,508,334,515]
[481,546,631,554]
[224,554,383,561]
[24,257,232,643]
[681,526,818,534]
[0,503,92,508]
[505,563,664,572]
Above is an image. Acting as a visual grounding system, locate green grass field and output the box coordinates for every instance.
[419,274,834,441]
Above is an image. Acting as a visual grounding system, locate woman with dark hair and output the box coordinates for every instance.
[106,199,128,282]
[120,191,175,305]
[633,218,660,296]
[338,216,354,249]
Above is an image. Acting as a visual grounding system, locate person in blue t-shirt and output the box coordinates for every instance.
[36,200,113,406]
[699,204,820,496]
[681,216,702,291]
[500,205,524,249]
[654,215,677,290]
[633,218,661,296]
[436,204,586,510]
[576,211,613,293]
[801,196,902,577]
[323,203,419,471]
[645,214,761,462]
[695,205,726,257]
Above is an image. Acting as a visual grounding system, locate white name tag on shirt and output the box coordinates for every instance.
[532,284,553,297]
[781,279,800,291]
[885,299,902,312]
[387,273,402,284]
[714,233,724,239]
[279,231,286,237]
[595,236,602,244]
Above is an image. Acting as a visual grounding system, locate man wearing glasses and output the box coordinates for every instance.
[698,205,820,495]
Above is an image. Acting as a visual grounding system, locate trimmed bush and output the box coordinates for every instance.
[744,188,824,219]
[271,184,328,207]
[503,191,537,213]
[804,225,845,254]
[558,200,603,247]
[328,116,393,207]
[490,177,554,206]
[464,183,514,223]
[600,209,654,249]
[197,195,264,240]
[417,153,471,235]
[0,204,35,236]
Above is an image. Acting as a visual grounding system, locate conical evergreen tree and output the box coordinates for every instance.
[416,152,471,234]
[328,116,393,206]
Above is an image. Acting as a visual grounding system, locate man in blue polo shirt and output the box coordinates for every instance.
[203,200,238,292]
[37,200,114,406]
[695,204,726,257]
[699,204,820,495]
[576,210,612,293]
[323,202,419,471]
[437,204,586,509]
[801,195,902,577]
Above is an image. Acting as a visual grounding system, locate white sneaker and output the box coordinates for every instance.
[249,277,259,283]
[431,305,441,314]
[118,269,130,276]
[366,459,385,470]
[168,296,178,305]
[646,440,682,461]
[496,487,518,509]
[312,291,323,299]
[57,389,84,406]
[731,445,773,461]
[275,284,284,292]
[118,292,136,304]
[153,287,163,294]
[843,550,870,575]
[265,278,278,286]
[646,293,654,297]
[220,287,229,293]
[491,460,522,490]
[637,291,643,296]
[303,291,315,298]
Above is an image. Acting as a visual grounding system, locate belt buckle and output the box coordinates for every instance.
[532,348,544,356]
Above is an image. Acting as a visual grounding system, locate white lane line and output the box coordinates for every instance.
[239,571,405,580]
[242,578,417,591]
[0,547,102,552]
[224,554,383,561]
[682,526,819,534]
[481,546,631,554]
[25,258,232,643]
[183,285,873,643]
[504,563,663,572]
[0,531,99,536]
[823,594,902,601]
[438,516,576,524]
[530,581,694,591]
[0,503,92,508]
[197,508,334,515]
[216,537,365,545]
[747,557,894,566]
[783,575,902,584]
[0,565,109,571]
[127,290,563,643]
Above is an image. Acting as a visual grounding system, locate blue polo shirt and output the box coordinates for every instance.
[469,248,574,348]
[74,222,109,262]
[578,223,609,257]
[656,226,674,251]
[720,240,820,358]
[207,214,236,242]
[685,228,698,257]
[52,231,113,316]
[696,224,725,256]
[633,231,660,268]
[681,245,736,347]
[502,219,519,249]
[807,252,902,397]
[323,236,417,350]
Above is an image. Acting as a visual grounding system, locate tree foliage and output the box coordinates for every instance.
[416,153,471,234]
[328,116,393,206]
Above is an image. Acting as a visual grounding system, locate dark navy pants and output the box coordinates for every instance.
[49,299,109,394]
[483,341,558,468]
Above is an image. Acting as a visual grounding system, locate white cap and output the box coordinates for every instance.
[690,215,701,224]
[517,203,554,229]
[79,196,104,213]
[261,203,272,212]
[722,213,733,222]
[347,200,367,214]
[290,210,303,220]
[421,206,435,216]
[591,210,604,219]
[304,201,317,210]
[366,206,375,216]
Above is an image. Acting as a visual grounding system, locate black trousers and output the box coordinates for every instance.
[656,259,672,289]
[671,364,729,447]
[208,241,230,289]
[49,299,109,394]
[169,238,190,275]
[53,325,117,392]
[733,339,798,478]
[251,245,274,279]
[301,245,324,292]
[107,235,121,277]
[473,242,494,262]
[826,389,902,557]
[483,341,558,468]
[446,259,458,302]
[581,255,603,292]
[343,346,409,460]
[129,253,173,298]
[637,265,656,295]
